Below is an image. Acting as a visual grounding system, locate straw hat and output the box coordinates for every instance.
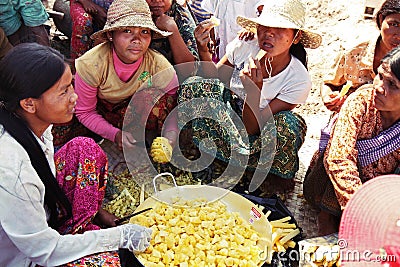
[339,175,400,266]
[236,0,322,49]
[91,0,172,40]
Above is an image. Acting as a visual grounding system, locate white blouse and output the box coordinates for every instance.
[0,125,121,267]
[225,37,312,109]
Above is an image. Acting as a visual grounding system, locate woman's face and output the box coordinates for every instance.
[373,62,400,112]
[380,13,400,52]
[256,26,299,58]
[146,0,173,17]
[34,65,77,124]
[111,27,152,64]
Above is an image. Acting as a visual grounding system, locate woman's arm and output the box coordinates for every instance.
[74,74,120,142]
[324,91,369,209]
[0,144,120,266]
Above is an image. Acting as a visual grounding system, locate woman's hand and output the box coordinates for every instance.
[240,57,263,90]
[114,130,137,151]
[322,91,347,112]
[194,20,214,53]
[154,14,178,32]
[92,6,107,27]
[237,29,255,41]
[93,208,118,228]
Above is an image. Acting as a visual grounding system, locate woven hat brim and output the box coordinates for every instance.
[236,15,322,49]
[91,15,172,40]
[339,175,400,266]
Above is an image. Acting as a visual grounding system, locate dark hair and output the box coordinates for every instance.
[381,45,400,80]
[375,0,400,29]
[290,42,308,69]
[0,43,66,112]
[0,43,72,228]
[289,30,308,69]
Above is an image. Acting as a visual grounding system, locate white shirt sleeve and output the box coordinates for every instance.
[0,128,121,267]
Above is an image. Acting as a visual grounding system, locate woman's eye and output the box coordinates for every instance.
[123,29,132,33]
[389,22,399,27]
[142,29,150,34]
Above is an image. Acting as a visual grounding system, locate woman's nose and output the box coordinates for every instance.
[374,79,386,95]
[71,92,78,102]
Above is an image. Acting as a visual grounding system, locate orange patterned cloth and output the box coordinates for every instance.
[324,86,400,209]
[323,33,379,89]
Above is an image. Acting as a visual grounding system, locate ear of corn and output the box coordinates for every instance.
[151,137,173,163]
[339,80,353,97]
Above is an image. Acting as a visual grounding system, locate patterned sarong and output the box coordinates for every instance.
[178,76,307,179]
[54,137,122,267]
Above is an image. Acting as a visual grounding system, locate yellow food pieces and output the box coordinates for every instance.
[255,213,300,262]
[151,137,173,163]
[209,16,221,27]
[131,199,265,267]
[103,188,136,218]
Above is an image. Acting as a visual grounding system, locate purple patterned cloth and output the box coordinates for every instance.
[319,118,400,167]
[356,121,400,167]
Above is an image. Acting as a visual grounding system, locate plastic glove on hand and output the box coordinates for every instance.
[150,137,173,163]
[119,224,152,252]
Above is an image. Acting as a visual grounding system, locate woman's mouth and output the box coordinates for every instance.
[261,42,274,50]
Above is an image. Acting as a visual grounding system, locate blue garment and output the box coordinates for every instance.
[189,0,211,22]
[0,0,49,36]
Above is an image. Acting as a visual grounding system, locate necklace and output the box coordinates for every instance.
[264,57,273,79]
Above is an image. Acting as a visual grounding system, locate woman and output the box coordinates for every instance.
[304,46,400,235]
[180,0,322,193]
[0,43,152,266]
[70,0,112,62]
[53,0,179,151]
[321,0,400,112]
[146,0,199,65]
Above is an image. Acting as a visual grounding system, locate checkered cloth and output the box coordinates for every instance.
[319,118,400,167]
[356,121,400,167]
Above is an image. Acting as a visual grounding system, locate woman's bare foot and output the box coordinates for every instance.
[260,174,295,195]
[318,210,339,236]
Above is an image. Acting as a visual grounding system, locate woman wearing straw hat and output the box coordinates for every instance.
[179,0,321,193]
[304,46,400,236]
[145,0,199,65]
[52,0,180,151]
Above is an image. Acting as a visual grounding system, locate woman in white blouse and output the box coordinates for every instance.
[0,43,151,266]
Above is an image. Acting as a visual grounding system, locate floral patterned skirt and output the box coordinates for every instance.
[178,76,307,179]
[54,137,122,266]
